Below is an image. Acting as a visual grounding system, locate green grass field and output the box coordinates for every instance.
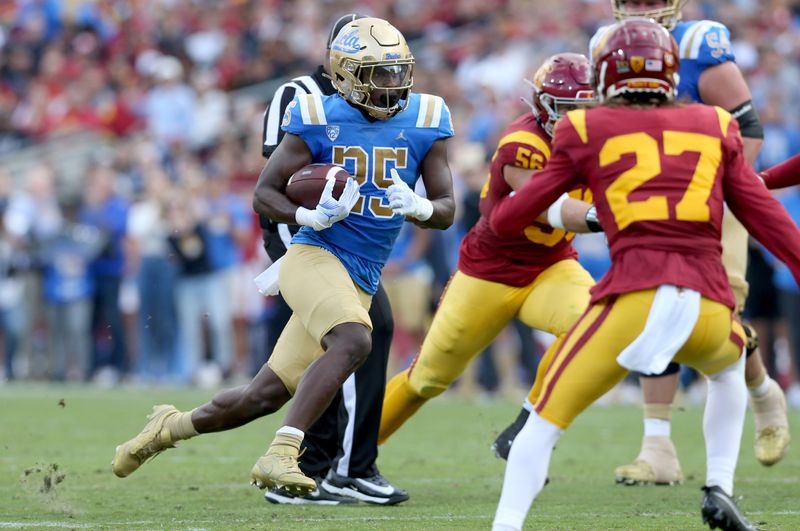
[1,384,798,530]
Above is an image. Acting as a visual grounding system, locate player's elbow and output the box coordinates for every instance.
[490,213,515,239]
[252,187,277,219]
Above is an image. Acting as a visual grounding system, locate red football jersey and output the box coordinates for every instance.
[458,113,587,287]
[491,104,800,309]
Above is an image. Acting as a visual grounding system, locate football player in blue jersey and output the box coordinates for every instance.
[111,17,455,496]
[491,0,790,489]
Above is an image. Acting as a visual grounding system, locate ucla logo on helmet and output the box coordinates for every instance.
[326,125,340,141]
[332,29,362,54]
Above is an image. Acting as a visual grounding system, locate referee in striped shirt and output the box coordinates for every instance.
[260,13,408,506]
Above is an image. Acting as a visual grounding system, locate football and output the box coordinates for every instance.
[286,163,351,209]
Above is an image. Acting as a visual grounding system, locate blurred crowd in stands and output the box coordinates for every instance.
[0,0,799,406]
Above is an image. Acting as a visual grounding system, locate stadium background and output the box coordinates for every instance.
[2,0,800,398]
[0,1,799,528]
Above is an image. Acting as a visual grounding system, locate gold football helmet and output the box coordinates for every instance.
[329,17,414,120]
[611,0,688,30]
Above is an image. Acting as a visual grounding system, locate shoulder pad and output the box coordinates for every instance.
[294,93,328,126]
[676,20,734,65]
[415,94,446,128]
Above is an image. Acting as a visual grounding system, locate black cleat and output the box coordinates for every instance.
[264,476,357,505]
[322,469,409,505]
[742,323,759,358]
[492,408,531,460]
[701,485,757,531]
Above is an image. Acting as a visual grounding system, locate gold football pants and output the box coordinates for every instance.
[534,289,746,429]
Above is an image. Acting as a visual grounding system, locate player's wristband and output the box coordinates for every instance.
[414,196,434,221]
[295,207,318,228]
[546,193,569,229]
[585,206,603,232]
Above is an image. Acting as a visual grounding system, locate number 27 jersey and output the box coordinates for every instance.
[492,104,775,310]
[281,92,454,294]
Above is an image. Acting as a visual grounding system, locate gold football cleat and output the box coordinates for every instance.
[112,404,180,478]
[250,449,317,495]
[615,436,683,486]
[752,379,790,466]
[250,435,316,495]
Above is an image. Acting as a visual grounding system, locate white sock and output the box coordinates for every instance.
[703,354,747,496]
[276,425,305,439]
[493,411,562,531]
[644,418,671,438]
[749,376,771,397]
[521,398,533,412]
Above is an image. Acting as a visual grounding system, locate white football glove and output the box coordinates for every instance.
[386,168,433,221]
[295,176,360,231]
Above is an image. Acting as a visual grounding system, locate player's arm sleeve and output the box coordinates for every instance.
[759,153,800,190]
[723,130,800,284]
[262,82,300,158]
[490,126,579,238]
[729,99,763,140]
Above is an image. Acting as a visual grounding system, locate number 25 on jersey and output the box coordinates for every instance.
[333,145,408,218]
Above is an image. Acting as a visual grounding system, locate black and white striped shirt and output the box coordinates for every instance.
[262,65,336,157]
[260,65,336,261]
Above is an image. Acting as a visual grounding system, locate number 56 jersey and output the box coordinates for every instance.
[491,104,800,311]
[458,113,583,287]
[281,92,454,294]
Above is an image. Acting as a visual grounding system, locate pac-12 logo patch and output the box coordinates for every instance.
[326,125,340,141]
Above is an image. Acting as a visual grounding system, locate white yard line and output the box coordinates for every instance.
[3,510,799,529]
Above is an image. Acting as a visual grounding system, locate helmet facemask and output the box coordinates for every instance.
[528,83,596,136]
[522,53,596,138]
[612,0,688,30]
[352,61,414,119]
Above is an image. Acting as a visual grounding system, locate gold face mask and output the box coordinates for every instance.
[611,0,687,30]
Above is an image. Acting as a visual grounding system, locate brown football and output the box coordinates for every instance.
[286,163,351,209]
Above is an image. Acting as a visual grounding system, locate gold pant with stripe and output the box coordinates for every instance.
[267,244,373,395]
[407,260,594,398]
[534,289,746,429]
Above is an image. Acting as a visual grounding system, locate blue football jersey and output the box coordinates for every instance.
[671,20,735,103]
[281,92,454,294]
[590,19,735,103]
